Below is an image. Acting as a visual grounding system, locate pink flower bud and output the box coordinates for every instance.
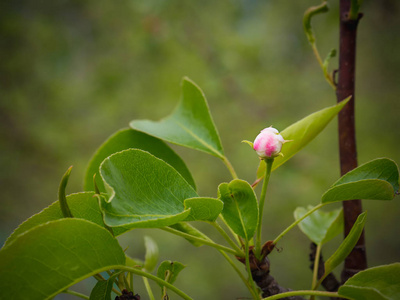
[253,127,286,159]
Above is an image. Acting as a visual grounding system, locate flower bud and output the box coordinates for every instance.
[253,127,286,159]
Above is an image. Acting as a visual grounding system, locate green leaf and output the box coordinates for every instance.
[89,271,123,300]
[184,197,224,222]
[322,158,399,203]
[257,98,350,178]
[130,77,224,159]
[4,192,130,247]
[294,206,343,245]
[0,219,125,300]
[168,223,209,247]
[84,128,195,192]
[339,263,400,300]
[144,236,159,272]
[323,212,367,279]
[303,1,329,44]
[99,149,197,228]
[156,261,186,288]
[218,179,258,239]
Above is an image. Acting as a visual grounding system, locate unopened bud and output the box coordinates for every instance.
[253,127,286,159]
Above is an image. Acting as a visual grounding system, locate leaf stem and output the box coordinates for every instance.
[262,290,351,300]
[161,226,240,256]
[209,221,244,255]
[255,159,274,258]
[143,277,155,300]
[222,156,238,179]
[244,239,260,299]
[62,290,90,300]
[273,203,327,245]
[311,243,322,292]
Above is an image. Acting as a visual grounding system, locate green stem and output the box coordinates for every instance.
[311,44,336,90]
[262,290,350,300]
[222,156,238,179]
[118,266,192,300]
[255,159,274,258]
[63,290,90,300]
[143,277,155,300]
[273,203,327,245]
[209,221,244,255]
[244,239,260,299]
[161,227,240,256]
[311,243,322,293]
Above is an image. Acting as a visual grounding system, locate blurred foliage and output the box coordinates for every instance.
[1,0,399,299]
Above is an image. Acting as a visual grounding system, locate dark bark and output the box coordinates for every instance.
[336,0,367,283]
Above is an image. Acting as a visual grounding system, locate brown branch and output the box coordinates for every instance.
[336,0,367,283]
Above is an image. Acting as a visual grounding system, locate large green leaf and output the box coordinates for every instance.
[322,158,399,203]
[130,77,224,159]
[218,179,258,239]
[339,263,400,300]
[4,192,129,247]
[0,219,125,300]
[84,128,195,192]
[323,212,367,280]
[99,149,211,228]
[257,98,350,178]
[184,197,224,222]
[294,206,343,245]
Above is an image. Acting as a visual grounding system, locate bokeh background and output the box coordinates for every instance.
[1,0,399,299]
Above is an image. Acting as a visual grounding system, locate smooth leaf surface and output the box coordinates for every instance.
[89,271,123,300]
[84,128,195,192]
[339,263,400,300]
[99,149,198,228]
[184,197,223,222]
[323,212,367,278]
[322,158,399,203]
[144,236,159,272]
[130,77,224,159]
[218,179,258,239]
[0,219,125,300]
[4,192,129,247]
[257,98,350,178]
[294,206,343,245]
[156,260,186,288]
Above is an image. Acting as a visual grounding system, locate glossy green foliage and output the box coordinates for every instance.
[84,128,195,192]
[257,98,350,178]
[322,158,399,203]
[218,179,258,239]
[89,271,123,300]
[169,223,209,247]
[184,197,224,222]
[0,219,125,300]
[294,206,343,245]
[130,77,224,159]
[5,192,128,246]
[323,212,367,279]
[156,261,186,288]
[144,236,159,272]
[339,263,400,300]
[99,149,222,228]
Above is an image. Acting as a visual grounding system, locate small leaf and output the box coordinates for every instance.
[89,270,123,300]
[184,197,224,222]
[322,158,399,203]
[294,206,343,245]
[218,179,258,239]
[303,1,329,44]
[130,77,225,159]
[168,223,209,247]
[323,212,367,279]
[0,219,126,300]
[156,261,186,288]
[99,149,197,228]
[144,236,159,272]
[84,128,195,192]
[58,166,74,218]
[4,192,129,247]
[257,98,350,178]
[339,263,400,300]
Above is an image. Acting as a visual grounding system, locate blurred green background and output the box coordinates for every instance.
[1,0,399,299]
